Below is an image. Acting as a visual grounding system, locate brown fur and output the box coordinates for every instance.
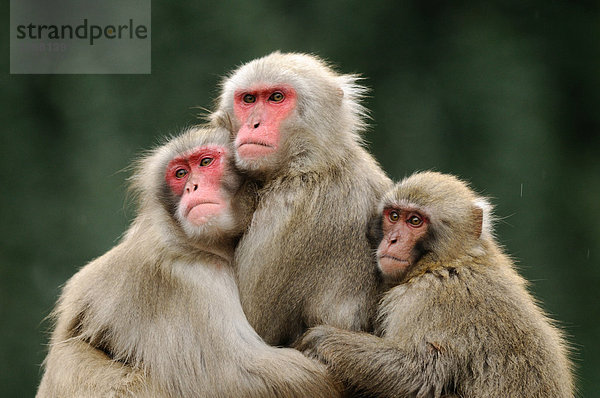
[298,171,575,397]
[212,52,392,346]
[36,126,340,398]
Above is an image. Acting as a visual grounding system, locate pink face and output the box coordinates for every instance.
[377,207,430,280]
[165,145,228,226]
[233,84,297,160]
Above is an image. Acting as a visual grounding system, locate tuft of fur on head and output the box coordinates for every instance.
[380,171,494,260]
[127,126,242,246]
[210,51,370,174]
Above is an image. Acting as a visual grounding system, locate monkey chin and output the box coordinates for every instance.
[186,203,225,225]
[378,256,411,284]
[177,207,240,242]
[234,149,282,176]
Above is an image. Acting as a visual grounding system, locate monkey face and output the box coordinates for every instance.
[377,207,430,283]
[231,84,298,172]
[164,145,239,239]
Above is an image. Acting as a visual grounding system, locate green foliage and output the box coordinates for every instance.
[1,1,598,396]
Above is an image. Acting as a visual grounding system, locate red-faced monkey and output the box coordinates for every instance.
[37,126,340,398]
[212,52,392,346]
[298,171,575,397]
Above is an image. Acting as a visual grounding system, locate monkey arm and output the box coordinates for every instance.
[37,261,162,397]
[297,325,452,398]
[36,338,155,398]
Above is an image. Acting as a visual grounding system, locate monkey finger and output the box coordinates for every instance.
[295,325,338,357]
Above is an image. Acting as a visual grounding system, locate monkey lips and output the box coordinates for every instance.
[183,198,225,225]
[236,140,277,159]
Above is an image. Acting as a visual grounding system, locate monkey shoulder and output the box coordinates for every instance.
[352,147,393,195]
[55,240,172,338]
[251,170,380,239]
[381,264,534,340]
[57,243,129,309]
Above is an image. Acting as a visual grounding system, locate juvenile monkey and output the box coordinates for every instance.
[37,126,340,398]
[298,171,575,397]
[212,52,392,346]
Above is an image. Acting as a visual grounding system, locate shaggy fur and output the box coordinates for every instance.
[212,52,392,346]
[298,172,575,398]
[37,126,340,398]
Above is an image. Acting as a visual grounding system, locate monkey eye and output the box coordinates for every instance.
[407,215,423,227]
[175,169,188,179]
[200,157,214,167]
[268,91,285,102]
[389,210,400,222]
[242,94,256,103]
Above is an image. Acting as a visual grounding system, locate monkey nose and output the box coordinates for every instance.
[185,184,199,193]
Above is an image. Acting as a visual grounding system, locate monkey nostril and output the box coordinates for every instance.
[253,122,260,129]
[193,184,198,191]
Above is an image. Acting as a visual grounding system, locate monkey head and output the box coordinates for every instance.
[376,171,492,284]
[213,52,368,176]
[130,126,244,246]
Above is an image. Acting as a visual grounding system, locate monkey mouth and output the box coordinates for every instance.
[184,201,221,217]
[379,255,410,265]
[236,141,277,158]
[184,200,225,226]
[237,141,274,149]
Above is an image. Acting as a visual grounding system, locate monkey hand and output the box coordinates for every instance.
[295,325,341,362]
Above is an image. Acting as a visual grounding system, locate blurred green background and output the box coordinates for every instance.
[2,1,599,396]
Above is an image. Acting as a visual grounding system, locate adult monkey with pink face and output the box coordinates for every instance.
[36,126,340,398]
[212,52,392,346]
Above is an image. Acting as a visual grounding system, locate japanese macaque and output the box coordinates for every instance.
[37,126,341,398]
[212,52,392,346]
[297,171,575,397]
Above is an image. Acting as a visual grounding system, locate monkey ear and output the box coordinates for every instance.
[472,205,484,239]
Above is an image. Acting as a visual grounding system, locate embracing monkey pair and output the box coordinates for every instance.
[37,53,574,397]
